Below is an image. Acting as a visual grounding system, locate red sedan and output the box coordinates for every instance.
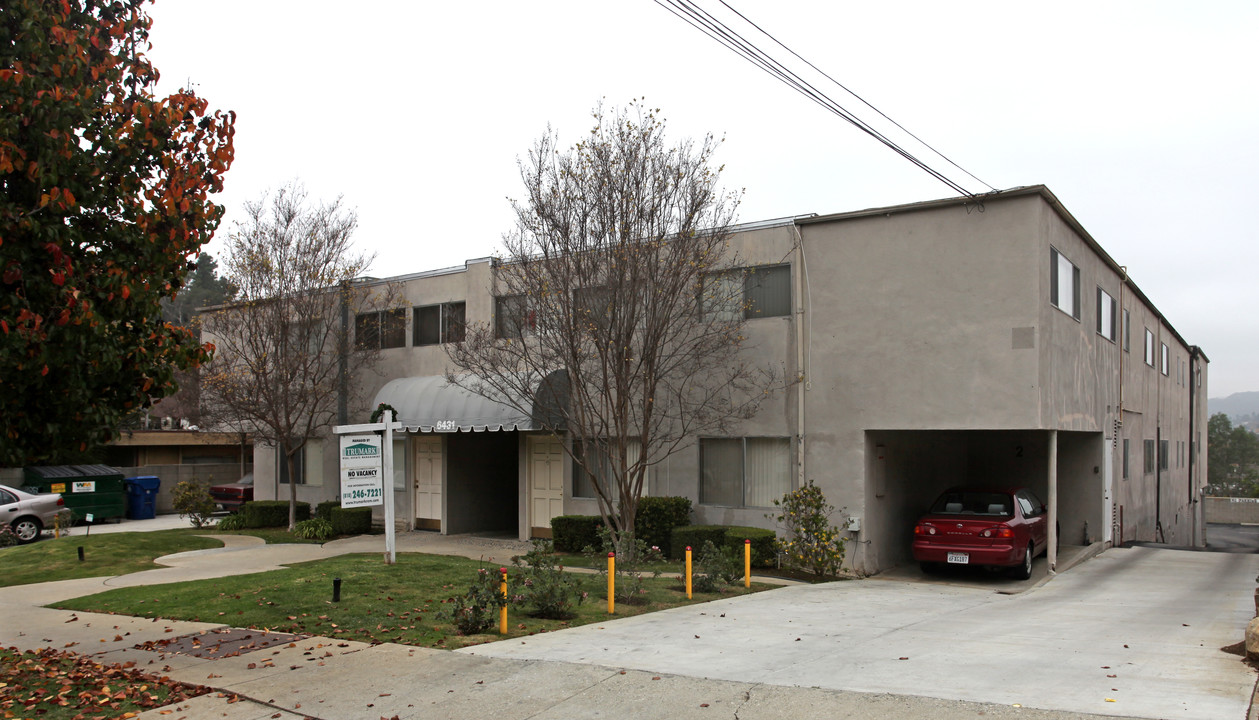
[209,473,254,513]
[912,487,1050,579]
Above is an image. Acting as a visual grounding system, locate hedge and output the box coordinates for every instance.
[552,515,604,553]
[330,506,372,536]
[670,525,777,568]
[242,500,310,528]
[636,496,692,556]
[315,500,339,522]
[669,525,726,559]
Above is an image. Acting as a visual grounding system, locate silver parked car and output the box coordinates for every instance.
[1,486,68,544]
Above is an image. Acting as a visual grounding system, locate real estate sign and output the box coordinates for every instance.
[339,434,383,508]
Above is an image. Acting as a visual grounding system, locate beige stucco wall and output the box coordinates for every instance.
[242,187,1207,572]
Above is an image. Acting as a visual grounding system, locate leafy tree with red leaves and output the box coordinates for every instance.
[0,0,235,465]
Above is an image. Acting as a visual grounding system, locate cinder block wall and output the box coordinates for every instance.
[121,464,250,514]
[1205,497,1259,524]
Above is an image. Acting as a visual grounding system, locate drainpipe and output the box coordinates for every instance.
[1048,430,1058,574]
[1155,425,1162,542]
[792,222,809,493]
[1188,347,1199,546]
[1117,268,1127,425]
[338,280,349,425]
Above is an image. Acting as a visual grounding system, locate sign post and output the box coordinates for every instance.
[334,411,401,564]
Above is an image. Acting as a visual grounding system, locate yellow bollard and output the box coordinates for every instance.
[685,546,693,599]
[607,552,616,614]
[744,539,751,588]
[499,568,508,635]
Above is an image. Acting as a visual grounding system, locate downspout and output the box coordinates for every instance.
[1117,267,1127,429]
[1156,424,1163,542]
[1188,348,1198,545]
[338,280,350,425]
[791,222,810,493]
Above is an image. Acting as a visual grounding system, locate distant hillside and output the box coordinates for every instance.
[1209,391,1259,420]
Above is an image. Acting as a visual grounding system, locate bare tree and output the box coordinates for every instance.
[447,102,778,551]
[199,182,394,529]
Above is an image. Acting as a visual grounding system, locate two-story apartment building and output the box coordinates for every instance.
[247,185,1207,574]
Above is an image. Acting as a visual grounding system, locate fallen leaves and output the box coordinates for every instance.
[0,646,209,718]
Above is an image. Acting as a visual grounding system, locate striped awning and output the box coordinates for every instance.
[372,371,568,433]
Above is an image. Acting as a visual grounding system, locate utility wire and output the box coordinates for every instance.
[716,0,996,194]
[652,0,990,197]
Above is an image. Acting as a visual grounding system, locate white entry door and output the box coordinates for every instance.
[529,435,565,537]
[413,435,442,531]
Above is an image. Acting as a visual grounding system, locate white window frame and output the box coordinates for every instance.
[699,437,792,508]
[1096,287,1116,342]
[1144,328,1155,367]
[1050,248,1081,320]
[414,301,466,346]
[701,264,792,321]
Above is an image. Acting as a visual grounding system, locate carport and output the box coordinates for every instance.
[863,429,1105,572]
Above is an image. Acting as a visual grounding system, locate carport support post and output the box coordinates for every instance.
[383,410,396,565]
[1048,430,1058,575]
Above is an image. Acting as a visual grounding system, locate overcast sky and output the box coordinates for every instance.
[145,0,1257,397]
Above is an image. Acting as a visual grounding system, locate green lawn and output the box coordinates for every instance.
[0,530,223,587]
[54,552,772,649]
[0,526,330,588]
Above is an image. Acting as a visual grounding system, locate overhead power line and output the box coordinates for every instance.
[651,0,996,198]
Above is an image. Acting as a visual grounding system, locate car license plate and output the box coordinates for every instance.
[947,552,969,564]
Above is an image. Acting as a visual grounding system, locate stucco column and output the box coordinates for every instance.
[1048,430,1058,575]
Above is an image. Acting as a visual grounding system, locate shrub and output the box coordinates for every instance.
[242,500,310,528]
[215,513,245,531]
[585,526,662,604]
[551,515,603,553]
[669,525,727,560]
[510,539,584,619]
[293,517,334,541]
[440,567,508,635]
[330,506,372,536]
[670,525,776,568]
[770,480,846,578]
[315,501,339,522]
[693,539,740,593]
[734,527,777,568]
[635,496,692,556]
[0,524,17,548]
[171,480,217,528]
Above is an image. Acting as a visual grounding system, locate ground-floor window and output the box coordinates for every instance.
[278,440,323,486]
[699,437,791,507]
[1122,438,1129,479]
[573,438,642,499]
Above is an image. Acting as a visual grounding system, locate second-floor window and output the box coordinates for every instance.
[1050,248,1080,320]
[354,309,406,350]
[414,302,465,346]
[1096,288,1116,342]
[701,264,791,321]
[1144,328,1155,367]
[495,294,535,339]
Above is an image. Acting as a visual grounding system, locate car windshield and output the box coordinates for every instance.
[930,491,1013,516]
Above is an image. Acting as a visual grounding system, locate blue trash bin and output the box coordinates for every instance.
[124,475,161,520]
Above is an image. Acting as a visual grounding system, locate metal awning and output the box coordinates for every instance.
[372,372,568,433]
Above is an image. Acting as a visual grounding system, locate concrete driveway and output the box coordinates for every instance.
[464,546,1259,720]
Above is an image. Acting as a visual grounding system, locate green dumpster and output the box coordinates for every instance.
[23,465,126,523]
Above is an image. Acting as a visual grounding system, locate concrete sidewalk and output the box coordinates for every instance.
[0,526,1249,720]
